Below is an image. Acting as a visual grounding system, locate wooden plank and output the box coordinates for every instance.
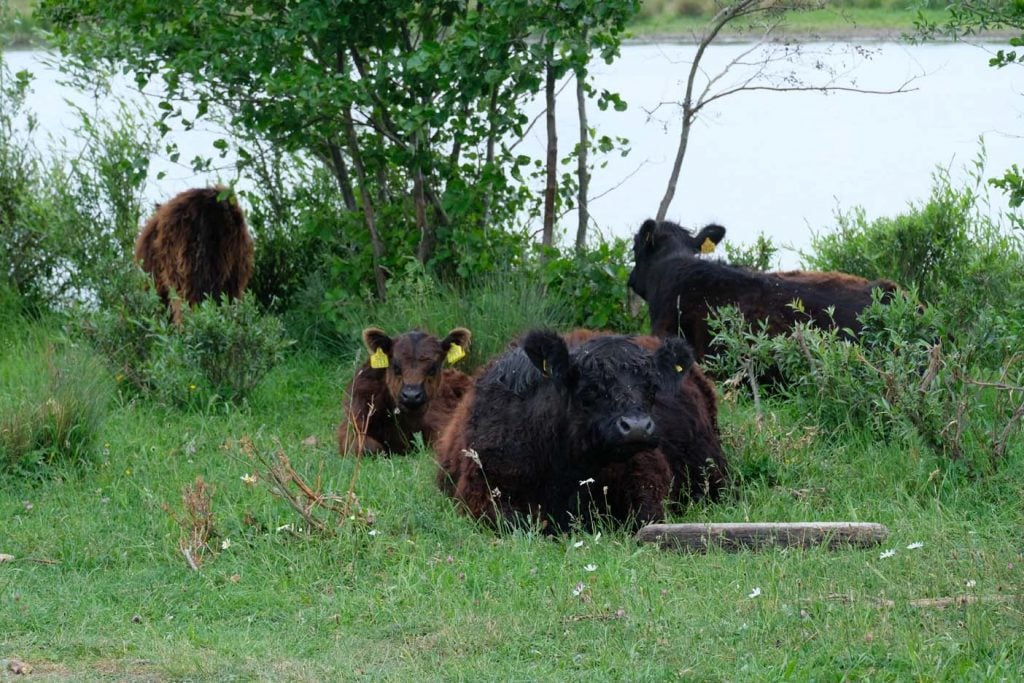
[635,522,889,551]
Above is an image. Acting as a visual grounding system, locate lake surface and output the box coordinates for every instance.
[5,41,1022,268]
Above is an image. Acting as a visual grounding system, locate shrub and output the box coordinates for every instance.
[83,270,290,408]
[805,166,1024,364]
[722,232,778,271]
[535,237,645,332]
[705,292,1024,472]
[0,337,113,476]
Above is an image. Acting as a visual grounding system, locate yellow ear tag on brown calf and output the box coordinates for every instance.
[369,348,389,369]
[446,343,466,365]
[700,237,716,254]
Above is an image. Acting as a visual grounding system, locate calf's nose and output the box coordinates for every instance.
[399,385,427,408]
[617,414,655,441]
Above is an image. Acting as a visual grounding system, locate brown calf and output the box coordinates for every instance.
[339,327,472,456]
[134,186,254,324]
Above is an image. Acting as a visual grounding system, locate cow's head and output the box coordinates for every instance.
[522,330,695,461]
[362,327,472,412]
[628,219,726,298]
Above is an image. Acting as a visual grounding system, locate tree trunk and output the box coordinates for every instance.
[480,88,500,230]
[413,162,435,264]
[326,140,357,211]
[343,109,388,300]
[542,51,557,248]
[574,69,590,252]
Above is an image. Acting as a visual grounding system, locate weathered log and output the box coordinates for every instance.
[635,522,889,551]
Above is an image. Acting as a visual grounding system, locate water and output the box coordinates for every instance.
[5,41,1022,268]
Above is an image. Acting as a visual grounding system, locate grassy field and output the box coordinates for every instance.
[2,314,1022,681]
[0,0,979,48]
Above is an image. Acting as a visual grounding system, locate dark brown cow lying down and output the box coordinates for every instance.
[627,219,900,361]
[435,330,727,533]
[339,327,472,456]
[134,186,254,325]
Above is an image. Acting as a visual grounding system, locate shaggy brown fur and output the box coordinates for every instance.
[339,327,472,456]
[627,219,899,361]
[435,330,727,532]
[134,186,254,324]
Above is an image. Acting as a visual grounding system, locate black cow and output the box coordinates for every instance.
[627,219,899,361]
[435,330,727,532]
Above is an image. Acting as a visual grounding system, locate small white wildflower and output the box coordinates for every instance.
[490,487,502,499]
[579,478,595,487]
[368,529,380,537]
[584,564,597,572]
[240,473,258,486]
[572,582,586,597]
[906,542,924,550]
[275,523,293,532]
[966,579,977,588]
[879,549,896,559]
[748,587,761,599]
[573,540,585,549]
[221,539,231,550]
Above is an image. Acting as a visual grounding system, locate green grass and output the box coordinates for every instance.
[2,322,1022,680]
[628,7,956,40]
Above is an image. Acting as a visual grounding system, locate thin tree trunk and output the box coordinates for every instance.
[542,51,557,248]
[574,69,590,252]
[326,140,358,211]
[480,88,500,230]
[343,109,387,300]
[413,159,434,264]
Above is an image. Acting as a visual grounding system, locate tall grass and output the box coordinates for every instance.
[0,327,113,475]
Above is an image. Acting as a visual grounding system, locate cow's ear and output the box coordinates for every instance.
[636,219,659,252]
[441,327,471,365]
[655,336,695,376]
[694,223,726,254]
[362,327,393,369]
[522,330,571,382]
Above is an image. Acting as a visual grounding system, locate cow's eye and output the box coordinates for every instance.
[392,363,403,377]
[427,364,439,377]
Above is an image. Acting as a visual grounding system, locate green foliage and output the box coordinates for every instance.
[41,0,639,279]
[535,237,645,332]
[722,231,779,271]
[83,271,290,408]
[0,332,112,476]
[706,291,1024,472]
[330,261,570,367]
[805,167,1024,364]
[0,53,153,314]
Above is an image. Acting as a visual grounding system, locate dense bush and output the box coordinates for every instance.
[804,168,1024,364]
[705,291,1023,472]
[83,270,290,408]
[0,334,113,476]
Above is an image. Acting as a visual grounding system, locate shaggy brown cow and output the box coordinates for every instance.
[339,327,473,456]
[134,186,254,324]
[435,330,727,532]
[627,219,899,361]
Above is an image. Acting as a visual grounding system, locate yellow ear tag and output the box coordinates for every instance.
[446,343,466,365]
[675,365,684,373]
[700,237,716,254]
[369,348,389,369]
